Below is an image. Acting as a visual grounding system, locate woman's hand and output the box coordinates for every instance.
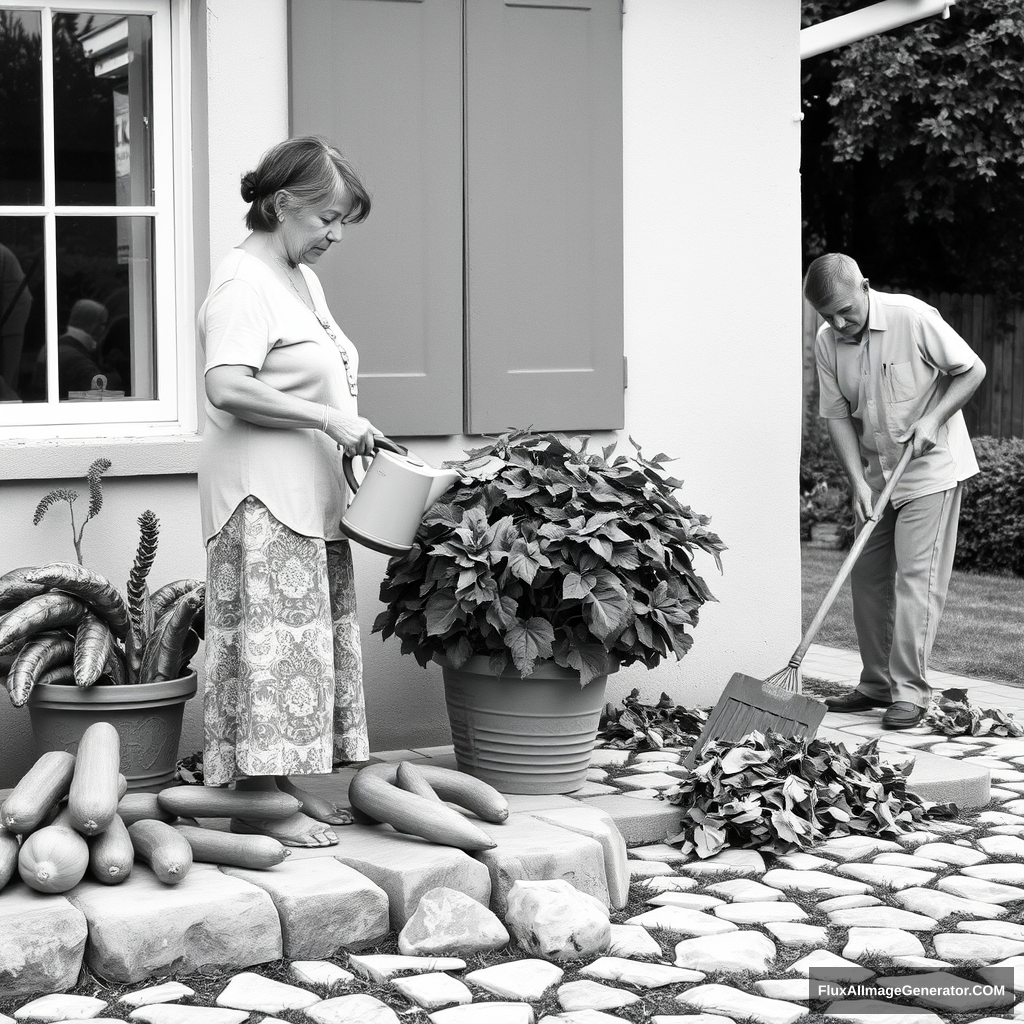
[326,411,379,457]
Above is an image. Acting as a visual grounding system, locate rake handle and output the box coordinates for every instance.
[789,444,914,670]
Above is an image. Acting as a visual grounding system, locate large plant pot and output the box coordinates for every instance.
[27,672,198,792]
[440,656,611,795]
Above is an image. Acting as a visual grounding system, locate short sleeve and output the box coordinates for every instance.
[916,306,978,377]
[815,324,850,419]
[202,277,275,372]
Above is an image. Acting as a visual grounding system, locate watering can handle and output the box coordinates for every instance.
[342,436,408,494]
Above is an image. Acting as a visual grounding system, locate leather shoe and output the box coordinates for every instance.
[882,701,927,730]
[824,690,892,713]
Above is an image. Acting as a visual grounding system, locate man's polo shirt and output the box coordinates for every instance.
[815,289,980,506]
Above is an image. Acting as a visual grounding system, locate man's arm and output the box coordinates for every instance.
[897,358,987,457]
[826,416,875,524]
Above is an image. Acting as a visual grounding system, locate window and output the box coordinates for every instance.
[0,0,194,441]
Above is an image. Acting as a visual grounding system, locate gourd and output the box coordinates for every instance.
[67,721,121,835]
[0,824,19,892]
[88,813,134,884]
[18,809,90,893]
[411,763,510,823]
[117,792,174,826]
[348,763,496,851]
[156,786,301,821]
[172,824,290,869]
[396,760,443,803]
[1,750,77,833]
[128,819,193,884]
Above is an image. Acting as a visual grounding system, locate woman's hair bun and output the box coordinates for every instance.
[240,171,259,204]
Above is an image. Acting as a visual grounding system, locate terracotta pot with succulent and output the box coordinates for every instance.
[373,429,726,794]
[0,459,205,790]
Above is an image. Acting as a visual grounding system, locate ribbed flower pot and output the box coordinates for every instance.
[439,656,612,795]
[28,672,197,792]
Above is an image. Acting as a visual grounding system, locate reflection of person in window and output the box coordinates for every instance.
[0,244,32,400]
[39,298,123,400]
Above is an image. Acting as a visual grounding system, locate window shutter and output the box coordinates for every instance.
[289,0,464,435]
[464,0,623,433]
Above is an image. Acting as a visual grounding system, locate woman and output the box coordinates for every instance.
[197,136,378,847]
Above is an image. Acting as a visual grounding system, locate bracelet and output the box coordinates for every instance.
[320,404,330,433]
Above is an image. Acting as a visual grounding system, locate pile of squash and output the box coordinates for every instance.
[0,723,290,895]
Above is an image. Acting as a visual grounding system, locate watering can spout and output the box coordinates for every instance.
[426,469,461,508]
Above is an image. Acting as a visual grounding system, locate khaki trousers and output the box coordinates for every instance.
[851,484,963,710]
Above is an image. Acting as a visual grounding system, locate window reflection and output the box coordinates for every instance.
[0,10,44,206]
[0,218,44,403]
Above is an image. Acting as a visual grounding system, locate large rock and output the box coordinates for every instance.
[65,864,282,984]
[0,885,88,999]
[504,880,610,963]
[398,887,509,956]
[220,858,388,958]
[290,824,490,930]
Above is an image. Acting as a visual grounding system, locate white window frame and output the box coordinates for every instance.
[0,0,196,447]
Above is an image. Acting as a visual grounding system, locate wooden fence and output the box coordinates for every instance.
[802,292,1024,440]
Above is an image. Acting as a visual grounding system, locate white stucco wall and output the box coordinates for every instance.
[0,0,802,786]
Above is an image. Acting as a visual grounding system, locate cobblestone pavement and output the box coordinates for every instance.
[2,645,1023,1024]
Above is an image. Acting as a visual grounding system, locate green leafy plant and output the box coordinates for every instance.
[33,457,112,565]
[374,429,726,685]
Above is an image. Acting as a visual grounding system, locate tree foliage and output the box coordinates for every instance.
[802,0,1024,303]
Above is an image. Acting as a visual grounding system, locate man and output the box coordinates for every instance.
[32,298,122,400]
[804,253,986,730]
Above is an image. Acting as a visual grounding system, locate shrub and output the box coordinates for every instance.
[956,436,1024,576]
[800,425,854,545]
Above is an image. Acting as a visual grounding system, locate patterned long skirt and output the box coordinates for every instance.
[202,496,368,785]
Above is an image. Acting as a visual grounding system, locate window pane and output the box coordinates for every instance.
[54,14,153,207]
[55,215,155,402]
[0,217,45,403]
[0,10,44,205]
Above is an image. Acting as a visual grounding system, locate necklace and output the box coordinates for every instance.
[274,255,358,397]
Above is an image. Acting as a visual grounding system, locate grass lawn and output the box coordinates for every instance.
[801,542,1024,686]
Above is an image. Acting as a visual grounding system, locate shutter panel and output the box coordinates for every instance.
[464,0,623,433]
[289,0,463,435]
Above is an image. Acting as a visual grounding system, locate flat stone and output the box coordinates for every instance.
[673,932,776,975]
[634,750,683,763]
[978,835,1024,857]
[814,836,903,859]
[119,984,195,1008]
[918,820,975,835]
[629,843,688,863]
[465,959,563,1000]
[714,901,808,924]
[626,906,738,938]
[13,996,108,1021]
[827,907,938,931]
[873,853,946,870]
[896,887,1006,921]
[926,742,980,757]
[588,748,631,767]
[675,983,805,1024]
[873,970,1016,1013]
[128,1009,249,1024]
[646,892,725,911]
[607,924,664,959]
[347,954,466,984]
[391,973,473,1010]
[842,928,924,959]
[0,888,88,999]
[937,874,1024,904]
[957,919,1024,941]
[978,956,1024,993]
[815,895,881,912]
[706,879,782,902]
[568,782,618,797]
[539,1012,629,1024]
[637,875,697,892]
[761,869,870,898]
[820,999,945,1023]
[961,862,1024,885]
[614,772,680,790]
[221,859,389,959]
[428,1005,533,1024]
[897,831,942,848]
[398,887,509,957]
[214,973,321,1013]
[786,949,874,982]
[585,768,608,783]
[583,793,687,846]
[289,962,354,990]
[628,861,677,878]
[766,923,829,949]
[676,850,766,877]
[834,863,936,890]
[579,956,704,988]
[986,824,1024,835]
[289,824,491,931]
[979,811,1024,825]
[528,806,631,909]
[772,852,836,871]
[932,934,1024,964]
[912,842,989,866]
[619,788,661,800]
[987,788,1021,801]
[556,980,640,1012]
[305,994,400,1024]
[473,815,610,916]
[650,1016,732,1024]
[889,956,952,971]
[65,864,282,984]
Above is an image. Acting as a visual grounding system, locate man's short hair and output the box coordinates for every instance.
[803,253,863,308]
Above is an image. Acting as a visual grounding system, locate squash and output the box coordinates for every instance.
[413,764,510,824]
[0,592,88,654]
[1,750,77,834]
[348,763,495,851]
[18,811,90,893]
[128,819,192,884]
[73,612,114,687]
[88,813,134,884]
[396,760,443,803]
[6,632,75,707]
[26,562,130,640]
[156,786,301,821]
[172,824,290,869]
[0,823,19,892]
[67,721,121,835]
[116,792,174,826]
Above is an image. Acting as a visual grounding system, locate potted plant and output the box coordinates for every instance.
[373,429,725,794]
[0,459,204,791]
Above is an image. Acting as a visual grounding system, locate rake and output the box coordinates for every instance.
[683,444,914,767]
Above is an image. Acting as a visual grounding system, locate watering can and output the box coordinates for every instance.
[340,437,461,555]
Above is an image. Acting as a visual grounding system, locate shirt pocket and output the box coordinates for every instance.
[884,361,917,404]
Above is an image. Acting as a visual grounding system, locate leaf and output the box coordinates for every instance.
[719,746,773,775]
[424,592,462,636]
[505,616,555,676]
